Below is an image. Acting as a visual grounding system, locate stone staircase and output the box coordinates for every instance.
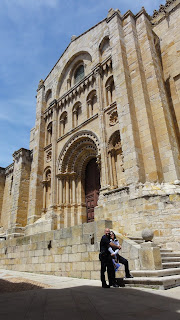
[121,247,180,289]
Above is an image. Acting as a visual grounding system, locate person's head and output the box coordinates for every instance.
[104,228,110,238]
[110,231,116,240]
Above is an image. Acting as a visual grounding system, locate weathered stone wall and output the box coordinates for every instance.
[0,220,144,278]
[0,168,5,223]
[96,182,180,250]
[1,165,14,230]
[152,1,180,142]
[0,2,180,260]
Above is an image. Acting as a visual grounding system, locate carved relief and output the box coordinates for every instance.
[46,150,52,162]
[109,110,118,126]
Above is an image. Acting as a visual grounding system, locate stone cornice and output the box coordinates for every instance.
[44,143,52,152]
[37,79,45,92]
[43,99,57,120]
[151,0,179,25]
[13,148,32,162]
[5,163,14,176]
[57,72,95,107]
[134,7,151,20]
[103,186,129,196]
[57,113,98,143]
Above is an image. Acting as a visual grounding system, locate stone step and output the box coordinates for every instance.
[160,249,173,252]
[162,262,180,269]
[162,257,180,262]
[161,252,180,257]
[131,268,180,278]
[121,275,180,290]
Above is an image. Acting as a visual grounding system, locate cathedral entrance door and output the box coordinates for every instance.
[85,158,100,222]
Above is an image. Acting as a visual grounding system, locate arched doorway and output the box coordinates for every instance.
[85,158,100,222]
[57,130,101,227]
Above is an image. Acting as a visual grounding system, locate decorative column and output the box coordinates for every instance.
[87,99,92,117]
[65,175,70,204]
[111,150,118,188]
[42,181,47,210]
[106,85,111,105]
[73,109,78,128]
[63,174,71,228]
[72,173,76,204]
[67,78,71,90]
[59,119,63,137]
[59,178,63,204]
[71,173,78,226]
[108,152,113,187]
[56,173,65,229]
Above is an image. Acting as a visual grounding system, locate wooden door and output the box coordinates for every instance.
[85,158,100,222]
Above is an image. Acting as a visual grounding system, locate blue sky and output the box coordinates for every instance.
[0,0,165,168]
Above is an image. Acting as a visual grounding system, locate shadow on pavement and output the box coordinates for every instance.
[0,278,49,294]
[0,285,179,320]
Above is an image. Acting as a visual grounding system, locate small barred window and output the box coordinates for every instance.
[74,65,84,84]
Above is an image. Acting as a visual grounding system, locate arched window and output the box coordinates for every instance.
[86,90,97,118]
[45,89,52,103]
[46,122,52,145]
[74,65,84,84]
[72,102,81,128]
[59,111,67,137]
[108,131,125,188]
[105,76,115,106]
[43,168,51,210]
[99,36,111,61]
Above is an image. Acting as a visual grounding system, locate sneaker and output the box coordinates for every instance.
[125,274,133,278]
[102,283,110,288]
[112,283,119,287]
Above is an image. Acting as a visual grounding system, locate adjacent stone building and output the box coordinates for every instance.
[0,1,179,278]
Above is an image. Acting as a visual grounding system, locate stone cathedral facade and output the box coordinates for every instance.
[0,1,179,277]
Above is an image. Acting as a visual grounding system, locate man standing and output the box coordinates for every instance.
[100,228,121,288]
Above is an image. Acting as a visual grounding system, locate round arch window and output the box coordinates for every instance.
[74,65,84,84]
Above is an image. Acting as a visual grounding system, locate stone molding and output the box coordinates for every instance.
[57,113,98,143]
[43,56,112,120]
[13,148,32,163]
[57,130,100,173]
[152,0,179,24]
[57,72,95,110]
[37,79,45,92]
[5,163,14,176]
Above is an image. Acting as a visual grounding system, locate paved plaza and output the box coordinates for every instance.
[0,269,180,320]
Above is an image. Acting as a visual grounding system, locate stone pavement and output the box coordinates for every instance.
[0,269,180,320]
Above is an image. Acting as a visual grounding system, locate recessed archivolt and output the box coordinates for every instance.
[57,130,100,174]
[87,89,96,101]
[43,166,51,180]
[108,130,121,150]
[45,89,52,103]
[56,51,92,98]
[105,75,114,87]
[99,35,110,53]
